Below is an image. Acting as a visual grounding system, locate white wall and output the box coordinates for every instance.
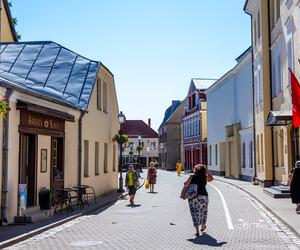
[206,51,253,175]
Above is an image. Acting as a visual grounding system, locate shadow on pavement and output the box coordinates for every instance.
[126,204,141,208]
[147,191,158,194]
[187,233,227,247]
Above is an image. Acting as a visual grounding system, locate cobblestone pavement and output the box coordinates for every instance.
[6,170,300,250]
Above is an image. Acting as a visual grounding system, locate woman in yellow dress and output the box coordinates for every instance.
[176,160,182,176]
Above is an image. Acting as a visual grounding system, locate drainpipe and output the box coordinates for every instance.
[77,111,85,186]
[245,10,257,183]
[1,88,13,224]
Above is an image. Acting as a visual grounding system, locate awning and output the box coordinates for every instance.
[266,111,292,126]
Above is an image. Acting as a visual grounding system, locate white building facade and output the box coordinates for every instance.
[206,48,254,181]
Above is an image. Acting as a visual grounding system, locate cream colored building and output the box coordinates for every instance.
[0,41,119,224]
[0,0,18,42]
[245,0,299,186]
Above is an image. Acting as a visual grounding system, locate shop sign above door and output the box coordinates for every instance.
[20,111,65,134]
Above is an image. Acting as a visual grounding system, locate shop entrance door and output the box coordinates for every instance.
[19,134,37,206]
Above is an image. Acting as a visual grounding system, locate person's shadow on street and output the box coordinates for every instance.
[187,233,226,247]
[126,204,141,208]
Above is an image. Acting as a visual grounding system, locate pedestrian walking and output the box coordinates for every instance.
[288,160,300,214]
[176,160,182,176]
[147,161,157,193]
[183,164,213,236]
[125,165,139,206]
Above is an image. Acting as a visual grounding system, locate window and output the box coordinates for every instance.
[275,0,280,23]
[97,78,102,110]
[103,82,107,113]
[260,134,264,165]
[151,142,156,150]
[274,130,278,167]
[52,137,64,181]
[113,144,116,172]
[84,140,89,177]
[257,10,261,40]
[242,142,246,168]
[257,135,260,165]
[250,141,253,168]
[286,19,295,85]
[271,43,282,97]
[253,19,257,47]
[209,145,212,165]
[279,129,284,167]
[95,142,99,175]
[215,144,218,165]
[255,65,263,104]
[104,143,108,173]
[141,141,144,147]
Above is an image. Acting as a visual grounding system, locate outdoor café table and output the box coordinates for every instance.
[53,188,74,213]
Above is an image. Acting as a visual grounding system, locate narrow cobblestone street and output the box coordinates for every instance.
[6,170,300,250]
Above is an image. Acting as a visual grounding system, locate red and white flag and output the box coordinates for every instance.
[289,68,300,128]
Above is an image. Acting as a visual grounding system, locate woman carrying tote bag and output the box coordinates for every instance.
[184,164,213,236]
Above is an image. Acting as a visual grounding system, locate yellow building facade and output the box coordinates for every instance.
[0,0,17,42]
[245,0,299,186]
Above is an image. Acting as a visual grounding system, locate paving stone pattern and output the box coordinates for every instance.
[6,170,300,250]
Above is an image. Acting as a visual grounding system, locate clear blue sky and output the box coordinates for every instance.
[11,0,250,130]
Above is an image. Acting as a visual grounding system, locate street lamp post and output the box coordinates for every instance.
[117,111,126,193]
[138,135,141,165]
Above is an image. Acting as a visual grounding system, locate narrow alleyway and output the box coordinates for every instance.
[6,170,300,249]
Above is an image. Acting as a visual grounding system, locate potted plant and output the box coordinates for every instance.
[38,187,52,210]
[112,134,129,145]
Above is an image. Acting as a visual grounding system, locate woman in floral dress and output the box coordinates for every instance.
[147,162,157,193]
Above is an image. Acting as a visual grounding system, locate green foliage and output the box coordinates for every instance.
[0,96,8,119]
[129,150,134,155]
[16,32,21,40]
[112,134,129,145]
[39,187,53,195]
[12,17,17,25]
[136,145,144,152]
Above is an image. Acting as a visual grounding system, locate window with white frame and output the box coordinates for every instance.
[275,0,280,24]
[215,144,218,165]
[257,10,261,40]
[271,42,282,97]
[255,64,263,104]
[286,18,295,85]
[250,141,253,168]
[242,142,246,168]
[97,78,102,111]
[209,145,212,165]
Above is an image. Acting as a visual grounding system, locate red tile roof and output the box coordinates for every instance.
[122,120,158,138]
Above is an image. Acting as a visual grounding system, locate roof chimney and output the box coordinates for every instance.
[148,118,151,127]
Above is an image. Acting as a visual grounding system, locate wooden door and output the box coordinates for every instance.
[19,133,37,206]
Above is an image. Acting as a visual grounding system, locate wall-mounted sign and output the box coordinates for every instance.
[20,111,65,134]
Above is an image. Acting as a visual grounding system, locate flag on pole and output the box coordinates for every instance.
[289,68,300,128]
